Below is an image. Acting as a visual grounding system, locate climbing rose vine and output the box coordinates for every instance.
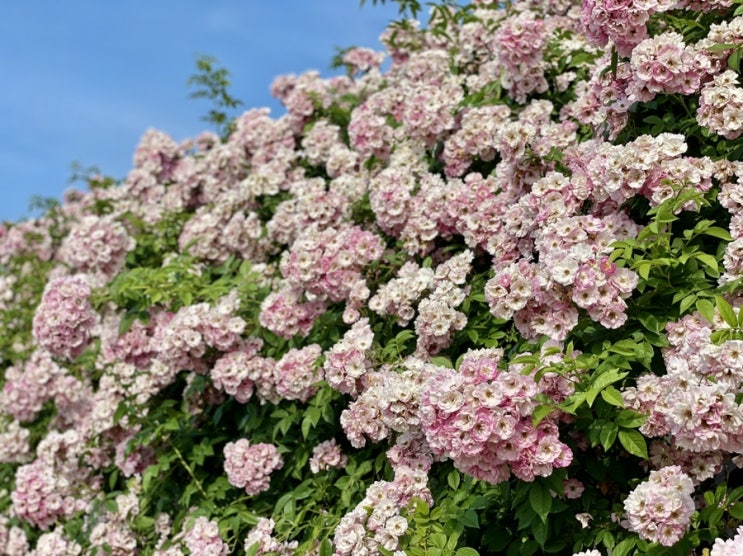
[3,0,743,554]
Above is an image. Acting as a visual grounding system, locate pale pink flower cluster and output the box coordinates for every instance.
[259,285,327,339]
[678,0,733,11]
[697,70,743,140]
[271,70,351,121]
[210,338,275,403]
[32,275,97,360]
[401,78,463,147]
[572,551,602,556]
[701,16,743,75]
[309,439,348,473]
[153,292,246,373]
[348,101,395,161]
[385,432,435,506]
[419,349,572,484]
[341,358,438,448]
[323,317,375,397]
[223,438,283,496]
[630,32,710,97]
[0,418,30,463]
[567,56,634,139]
[718,166,743,281]
[491,11,549,103]
[58,215,135,282]
[581,0,678,57]
[29,529,82,555]
[441,104,510,177]
[332,480,411,556]
[301,122,344,166]
[488,211,640,337]
[111,309,172,369]
[0,349,64,422]
[179,201,266,264]
[244,518,298,555]
[414,250,473,355]
[342,47,386,73]
[279,225,383,315]
[711,525,743,556]
[1,523,29,556]
[275,344,323,403]
[11,459,88,529]
[624,306,743,453]
[0,218,54,265]
[368,261,434,326]
[267,177,351,245]
[182,516,228,556]
[649,440,722,484]
[623,465,694,546]
[88,514,138,556]
[486,259,578,341]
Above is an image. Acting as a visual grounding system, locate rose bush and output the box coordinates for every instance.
[3,0,743,554]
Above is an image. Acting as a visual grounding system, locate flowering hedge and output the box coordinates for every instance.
[4,0,743,554]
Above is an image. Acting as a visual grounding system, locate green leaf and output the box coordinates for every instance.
[679,294,697,314]
[455,549,480,556]
[529,481,552,523]
[319,539,333,556]
[430,356,453,368]
[618,429,648,459]
[696,299,716,323]
[532,404,554,427]
[616,410,647,429]
[447,470,461,490]
[461,510,479,529]
[599,421,619,452]
[716,296,738,328]
[695,253,719,275]
[531,518,548,547]
[611,538,637,556]
[600,386,624,407]
[703,227,733,241]
[730,48,741,72]
[728,502,743,520]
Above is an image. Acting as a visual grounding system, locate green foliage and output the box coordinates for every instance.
[187,54,243,139]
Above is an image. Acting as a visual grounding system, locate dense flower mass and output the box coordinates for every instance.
[623,466,695,546]
[223,438,284,496]
[32,275,96,360]
[420,349,572,483]
[6,0,743,553]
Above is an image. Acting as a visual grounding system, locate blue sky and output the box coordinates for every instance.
[0,1,401,222]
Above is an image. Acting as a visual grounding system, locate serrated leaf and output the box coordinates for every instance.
[447,470,461,490]
[618,429,648,459]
